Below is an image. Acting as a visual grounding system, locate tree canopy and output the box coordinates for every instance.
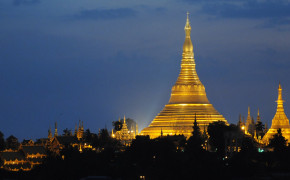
[268,128,287,152]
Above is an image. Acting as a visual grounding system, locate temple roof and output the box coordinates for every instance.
[55,136,79,145]
[0,151,25,161]
[3,162,31,171]
[22,145,46,155]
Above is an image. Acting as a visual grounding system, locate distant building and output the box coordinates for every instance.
[44,121,93,154]
[50,136,79,155]
[263,83,290,144]
[0,145,47,171]
[0,150,31,171]
[245,107,255,136]
[140,13,228,138]
[111,116,137,146]
[75,120,84,140]
[22,139,34,146]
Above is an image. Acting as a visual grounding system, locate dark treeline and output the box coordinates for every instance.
[0,132,20,151]
[1,121,290,180]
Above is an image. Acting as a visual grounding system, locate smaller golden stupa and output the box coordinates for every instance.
[263,83,290,144]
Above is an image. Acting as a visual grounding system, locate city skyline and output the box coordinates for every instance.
[1,0,290,140]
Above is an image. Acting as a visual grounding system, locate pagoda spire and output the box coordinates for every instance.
[48,126,52,139]
[277,82,284,111]
[246,107,251,125]
[273,82,286,119]
[185,12,191,36]
[263,82,290,144]
[122,115,128,130]
[169,13,206,103]
[140,13,227,138]
[74,124,78,136]
[238,114,242,127]
[246,107,254,135]
[256,108,261,123]
[54,122,58,137]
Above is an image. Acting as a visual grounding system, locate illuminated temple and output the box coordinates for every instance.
[263,83,290,144]
[141,13,228,138]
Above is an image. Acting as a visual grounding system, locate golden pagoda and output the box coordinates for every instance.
[141,13,228,138]
[112,116,135,146]
[245,107,255,135]
[263,83,290,144]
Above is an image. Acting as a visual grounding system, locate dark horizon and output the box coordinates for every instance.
[1,0,290,140]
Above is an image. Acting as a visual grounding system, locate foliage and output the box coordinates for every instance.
[112,118,137,132]
[255,121,265,132]
[207,121,228,156]
[3,124,290,179]
[112,121,122,131]
[84,129,99,147]
[6,135,19,150]
[62,128,72,136]
[255,121,265,138]
[240,136,256,153]
[186,117,205,153]
[268,128,287,152]
[0,131,5,151]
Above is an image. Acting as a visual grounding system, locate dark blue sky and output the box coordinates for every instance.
[1,0,290,140]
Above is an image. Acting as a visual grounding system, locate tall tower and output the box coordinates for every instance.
[245,107,255,135]
[263,83,290,144]
[48,126,52,140]
[256,108,261,123]
[141,13,228,138]
[54,122,58,137]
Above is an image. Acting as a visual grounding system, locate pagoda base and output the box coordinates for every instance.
[141,103,227,138]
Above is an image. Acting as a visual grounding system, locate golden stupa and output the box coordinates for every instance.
[263,83,290,144]
[140,13,228,138]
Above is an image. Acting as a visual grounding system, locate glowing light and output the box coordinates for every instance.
[140,13,228,139]
[263,83,290,144]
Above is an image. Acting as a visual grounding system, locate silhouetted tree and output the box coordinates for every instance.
[0,131,5,151]
[268,128,287,152]
[186,116,204,153]
[6,135,19,150]
[84,129,92,142]
[84,129,99,148]
[112,121,122,131]
[255,121,265,139]
[224,124,245,155]
[63,128,72,136]
[207,121,228,156]
[98,129,111,148]
[240,136,256,153]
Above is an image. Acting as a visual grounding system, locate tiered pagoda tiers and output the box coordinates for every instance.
[141,13,228,138]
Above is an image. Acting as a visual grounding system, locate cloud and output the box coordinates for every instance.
[184,0,290,27]
[13,0,40,6]
[201,0,290,19]
[74,8,137,20]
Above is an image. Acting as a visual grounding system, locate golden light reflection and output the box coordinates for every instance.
[140,13,228,139]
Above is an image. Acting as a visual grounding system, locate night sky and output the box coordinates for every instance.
[1,0,290,140]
